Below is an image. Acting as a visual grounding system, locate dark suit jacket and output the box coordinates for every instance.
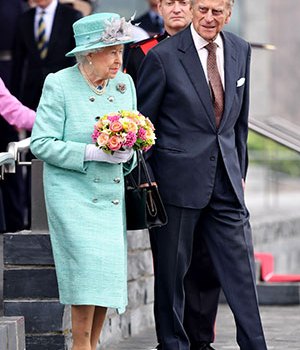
[137,26,251,208]
[11,3,81,109]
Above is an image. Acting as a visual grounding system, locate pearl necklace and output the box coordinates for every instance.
[79,64,109,96]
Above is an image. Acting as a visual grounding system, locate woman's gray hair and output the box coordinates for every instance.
[75,48,105,64]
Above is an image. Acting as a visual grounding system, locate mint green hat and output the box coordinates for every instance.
[66,13,135,57]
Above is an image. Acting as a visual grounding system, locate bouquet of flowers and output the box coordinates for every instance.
[92,110,156,153]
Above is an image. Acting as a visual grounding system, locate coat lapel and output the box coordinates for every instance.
[219,31,238,131]
[177,27,216,130]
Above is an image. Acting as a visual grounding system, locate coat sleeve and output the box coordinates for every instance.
[0,78,35,130]
[234,43,251,180]
[30,73,87,174]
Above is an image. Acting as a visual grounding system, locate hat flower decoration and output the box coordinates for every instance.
[101,16,132,44]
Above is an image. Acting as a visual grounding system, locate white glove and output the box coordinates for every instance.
[85,145,134,164]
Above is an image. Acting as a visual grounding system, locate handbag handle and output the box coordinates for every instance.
[137,150,153,186]
[126,150,153,189]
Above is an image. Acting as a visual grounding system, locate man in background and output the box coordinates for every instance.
[11,0,82,110]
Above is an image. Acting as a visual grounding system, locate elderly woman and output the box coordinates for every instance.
[30,13,137,350]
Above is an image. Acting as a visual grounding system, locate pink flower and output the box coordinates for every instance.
[97,132,110,146]
[92,128,100,142]
[107,135,122,151]
[137,128,147,140]
[110,120,123,132]
[108,115,120,122]
[124,131,137,148]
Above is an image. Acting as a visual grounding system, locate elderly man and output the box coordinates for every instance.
[137,0,268,349]
[126,1,221,350]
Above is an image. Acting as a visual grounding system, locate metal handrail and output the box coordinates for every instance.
[249,117,300,154]
[3,137,31,174]
[0,152,15,180]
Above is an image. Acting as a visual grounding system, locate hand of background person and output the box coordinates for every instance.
[85,145,134,163]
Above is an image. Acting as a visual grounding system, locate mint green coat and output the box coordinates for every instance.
[30,66,137,313]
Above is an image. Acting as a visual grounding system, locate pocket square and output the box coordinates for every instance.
[237,77,245,87]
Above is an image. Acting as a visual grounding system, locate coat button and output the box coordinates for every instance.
[210,156,216,161]
[94,177,100,183]
[108,96,114,102]
[111,199,120,205]
[114,177,121,183]
[89,96,95,102]
[92,198,98,203]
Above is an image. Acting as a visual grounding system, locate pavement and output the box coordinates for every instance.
[106,304,300,350]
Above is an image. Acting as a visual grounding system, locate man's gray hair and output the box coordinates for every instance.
[190,0,234,8]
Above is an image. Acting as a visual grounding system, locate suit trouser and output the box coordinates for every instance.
[150,158,267,350]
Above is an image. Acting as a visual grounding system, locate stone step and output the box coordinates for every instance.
[0,316,25,350]
[4,268,58,299]
[219,281,300,305]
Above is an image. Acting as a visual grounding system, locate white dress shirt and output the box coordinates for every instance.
[34,0,58,42]
[190,23,225,89]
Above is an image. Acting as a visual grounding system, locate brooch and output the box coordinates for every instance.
[116,83,126,94]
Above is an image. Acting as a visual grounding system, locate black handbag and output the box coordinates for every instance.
[125,151,168,230]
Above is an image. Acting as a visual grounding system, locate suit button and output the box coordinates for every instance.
[111,199,120,205]
[114,177,121,183]
[210,156,216,161]
[92,198,98,203]
[94,177,100,183]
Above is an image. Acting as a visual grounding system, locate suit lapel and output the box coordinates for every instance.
[219,31,238,131]
[177,27,216,130]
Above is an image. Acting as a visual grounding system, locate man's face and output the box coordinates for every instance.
[192,0,231,41]
[158,0,192,35]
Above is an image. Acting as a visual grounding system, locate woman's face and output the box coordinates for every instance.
[87,45,124,80]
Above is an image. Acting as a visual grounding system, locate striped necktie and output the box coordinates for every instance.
[206,42,224,128]
[37,11,48,59]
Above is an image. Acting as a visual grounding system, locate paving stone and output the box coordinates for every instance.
[103,304,300,350]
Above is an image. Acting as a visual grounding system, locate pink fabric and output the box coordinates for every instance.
[0,77,35,130]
